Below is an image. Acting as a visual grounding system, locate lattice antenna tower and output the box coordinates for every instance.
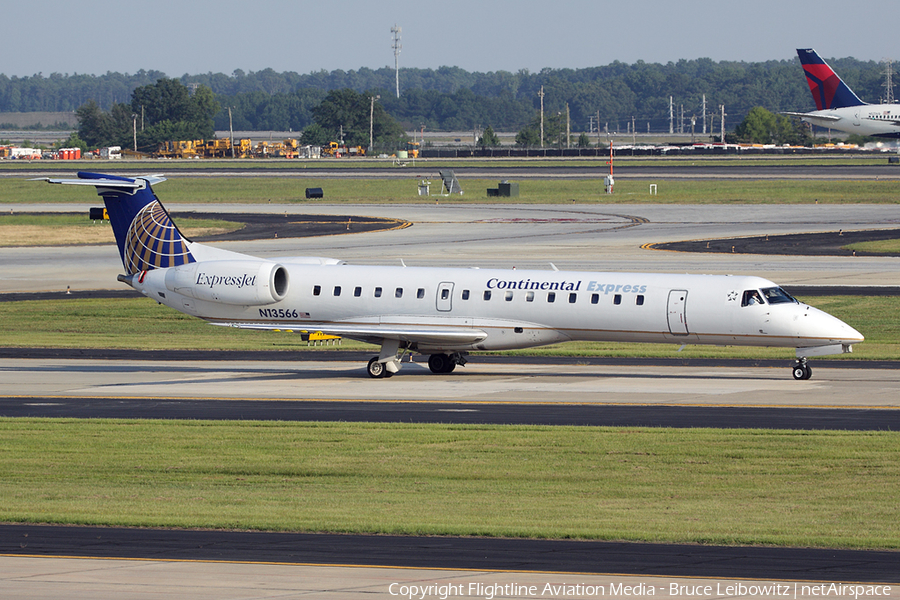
[391,25,402,98]
[881,58,895,104]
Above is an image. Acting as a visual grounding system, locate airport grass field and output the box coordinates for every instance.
[1,163,899,550]
[1,419,898,549]
[2,169,900,205]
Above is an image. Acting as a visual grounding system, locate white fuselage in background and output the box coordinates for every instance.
[794,103,900,138]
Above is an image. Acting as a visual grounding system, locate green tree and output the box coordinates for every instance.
[310,89,405,150]
[576,132,592,148]
[478,125,500,147]
[131,78,189,123]
[129,78,219,146]
[515,126,540,147]
[734,106,811,146]
[76,79,219,151]
[300,122,330,146]
[514,112,567,147]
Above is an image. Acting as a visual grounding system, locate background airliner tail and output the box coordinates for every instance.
[46,172,195,274]
[797,48,865,110]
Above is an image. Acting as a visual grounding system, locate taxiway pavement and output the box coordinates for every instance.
[2,357,900,408]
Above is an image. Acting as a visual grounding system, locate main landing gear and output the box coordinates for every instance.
[427,352,466,374]
[792,358,812,380]
[367,351,467,378]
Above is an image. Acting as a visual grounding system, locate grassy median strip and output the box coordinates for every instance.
[0,214,243,247]
[5,176,900,204]
[0,419,897,548]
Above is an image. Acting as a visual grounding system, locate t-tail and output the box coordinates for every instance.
[797,48,865,110]
[41,172,195,274]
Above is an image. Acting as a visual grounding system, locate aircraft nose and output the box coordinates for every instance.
[804,306,864,345]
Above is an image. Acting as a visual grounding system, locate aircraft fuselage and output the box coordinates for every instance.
[133,262,862,357]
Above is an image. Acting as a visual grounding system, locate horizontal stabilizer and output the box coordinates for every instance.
[782,111,842,122]
[36,174,167,189]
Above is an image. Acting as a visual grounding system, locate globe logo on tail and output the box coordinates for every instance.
[123,200,194,274]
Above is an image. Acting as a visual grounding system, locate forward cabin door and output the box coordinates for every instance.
[436,282,454,312]
[667,290,689,335]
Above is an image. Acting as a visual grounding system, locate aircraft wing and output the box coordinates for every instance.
[211,320,488,347]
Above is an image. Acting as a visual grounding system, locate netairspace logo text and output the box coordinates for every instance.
[387,581,893,599]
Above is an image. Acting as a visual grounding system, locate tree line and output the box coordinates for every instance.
[4,55,892,147]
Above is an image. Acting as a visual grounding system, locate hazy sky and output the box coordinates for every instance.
[5,0,898,78]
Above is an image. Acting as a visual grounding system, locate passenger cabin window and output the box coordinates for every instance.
[526,291,534,302]
[483,290,492,301]
[417,288,426,299]
[591,293,599,304]
[505,291,514,301]
[613,294,622,305]
[568,292,577,304]
[333,286,341,297]
[462,290,470,300]
[313,285,321,296]
[742,290,764,307]
[441,289,450,300]
[395,288,403,298]
[547,292,556,303]
[354,287,362,297]
[374,287,382,298]
[761,286,797,305]
[636,295,645,306]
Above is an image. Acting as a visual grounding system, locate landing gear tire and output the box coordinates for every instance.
[428,353,456,374]
[367,356,393,378]
[792,363,812,380]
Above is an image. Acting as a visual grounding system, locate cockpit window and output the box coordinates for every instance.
[761,286,797,305]
[741,290,764,307]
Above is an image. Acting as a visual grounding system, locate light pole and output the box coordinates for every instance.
[369,94,380,154]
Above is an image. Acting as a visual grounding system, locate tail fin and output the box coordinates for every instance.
[797,48,865,110]
[42,172,195,274]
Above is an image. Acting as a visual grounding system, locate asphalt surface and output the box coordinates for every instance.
[3,396,899,430]
[173,211,408,242]
[2,524,897,583]
[655,228,900,257]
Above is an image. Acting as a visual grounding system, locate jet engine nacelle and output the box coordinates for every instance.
[164,260,289,306]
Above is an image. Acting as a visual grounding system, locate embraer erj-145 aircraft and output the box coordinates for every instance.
[786,48,900,137]
[41,172,862,380]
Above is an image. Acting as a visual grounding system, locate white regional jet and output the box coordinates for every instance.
[41,172,862,380]
[787,48,900,138]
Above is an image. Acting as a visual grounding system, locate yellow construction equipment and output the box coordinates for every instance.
[322,141,366,157]
[154,137,303,159]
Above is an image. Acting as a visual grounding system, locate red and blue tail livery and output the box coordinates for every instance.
[786,49,900,137]
[797,48,864,110]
